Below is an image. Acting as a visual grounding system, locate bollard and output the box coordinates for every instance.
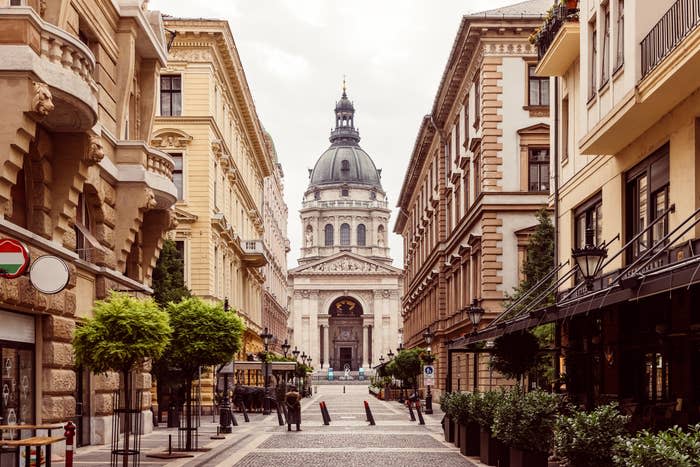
[343,385,345,394]
[241,401,250,422]
[230,407,238,426]
[275,400,284,426]
[168,434,173,455]
[415,401,425,425]
[407,402,416,421]
[322,401,332,423]
[319,402,329,425]
[363,400,376,426]
[64,421,75,467]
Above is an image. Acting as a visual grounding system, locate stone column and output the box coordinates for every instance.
[309,291,319,364]
[323,324,329,368]
[362,325,369,368]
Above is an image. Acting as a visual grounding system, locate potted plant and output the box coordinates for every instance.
[492,389,563,467]
[555,403,629,467]
[457,392,480,457]
[440,393,455,443]
[473,390,502,466]
[614,423,700,467]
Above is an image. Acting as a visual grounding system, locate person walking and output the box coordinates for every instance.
[285,388,302,432]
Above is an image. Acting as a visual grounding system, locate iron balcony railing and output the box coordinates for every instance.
[302,199,388,209]
[536,3,580,60]
[641,0,700,77]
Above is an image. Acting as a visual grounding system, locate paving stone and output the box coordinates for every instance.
[234,451,475,467]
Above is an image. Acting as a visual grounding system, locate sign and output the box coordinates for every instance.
[29,255,70,294]
[424,364,435,386]
[0,239,30,278]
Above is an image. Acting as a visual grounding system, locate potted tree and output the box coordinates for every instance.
[473,390,502,466]
[493,389,563,467]
[457,392,480,457]
[555,403,628,467]
[73,292,171,467]
[157,297,244,451]
[614,423,700,467]
[440,393,455,443]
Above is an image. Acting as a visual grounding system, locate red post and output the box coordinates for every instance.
[64,421,76,467]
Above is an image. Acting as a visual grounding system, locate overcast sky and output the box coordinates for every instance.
[150,0,521,267]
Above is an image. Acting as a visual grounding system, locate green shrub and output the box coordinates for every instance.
[614,424,700,467]
[472,390,502,432]
[440,392,455,414]
[555,403,629,467]
[492,388,564,453]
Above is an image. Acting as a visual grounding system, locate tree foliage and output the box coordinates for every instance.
[385,347,429,388]
[152,239,191,308]
[159,297,244,379]
[490,331,541,384]
[73,292,171,374]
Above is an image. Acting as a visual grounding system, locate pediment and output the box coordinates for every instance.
[290,252,401,276]
[174,207,198,223]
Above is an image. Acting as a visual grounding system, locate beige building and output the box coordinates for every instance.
[289,90,403,372]
[262,133,291,353]
[0,0,176,447]
[395,0,552,397]
[152,18,274,366]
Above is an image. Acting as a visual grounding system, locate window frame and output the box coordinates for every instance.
[340,223,351,246]
[324,224,334,246]
[589,17,598,100]
[170,152,184,201]
[357,224,366,246]
[527,147,550,192]
[601,4,611,86]
[615,0,625,70]
[160,75,182,117]
[527,64,550,107]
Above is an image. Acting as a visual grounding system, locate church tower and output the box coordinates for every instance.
[288,87,403,373]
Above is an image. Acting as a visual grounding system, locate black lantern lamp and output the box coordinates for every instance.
[467,299,485,333]
[301,352,307,365]
[281,339,291,358]
[572,227,607,290]
[422,326,435,414]
[397,342,404,353]
[292,346,300,361]
[387,349,395,360]
[379,355,385,365]
[259,327,273,415]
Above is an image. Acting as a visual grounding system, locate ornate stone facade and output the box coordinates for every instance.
[0,0,176,448]
[288,90,403,371]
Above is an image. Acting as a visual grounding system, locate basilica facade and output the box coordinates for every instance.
[288,89,403,372]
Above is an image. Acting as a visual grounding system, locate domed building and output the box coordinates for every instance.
[288,89,403,373]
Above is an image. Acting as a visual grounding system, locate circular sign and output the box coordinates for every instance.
[29,255,70,294]
[0,239,30,279]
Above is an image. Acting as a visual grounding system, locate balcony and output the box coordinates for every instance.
[240,239,268,267]
[534,4,580,77]
[580,0,700,155]
[301,199,389,209]
[0,7,98,131]
[112,140,177,209]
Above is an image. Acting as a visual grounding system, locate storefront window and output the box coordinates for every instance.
[645,352,669,401]
[1,344,34,430]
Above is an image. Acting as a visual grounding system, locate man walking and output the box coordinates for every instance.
[285,388,302,432]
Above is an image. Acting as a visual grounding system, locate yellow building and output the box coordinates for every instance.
[151,17,274,400]
[0,0,176,447]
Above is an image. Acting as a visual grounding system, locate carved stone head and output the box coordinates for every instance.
[32,82,54,116]
[145,189,157,210]
[85,136,105,164]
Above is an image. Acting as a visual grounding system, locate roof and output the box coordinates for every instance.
[309,145,382,190]
[470,0,552,18]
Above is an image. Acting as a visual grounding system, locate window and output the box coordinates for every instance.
[528,148,550,192]
[463,97,470,144]
[213,161,218,209]
[473,154,481,198]
[314,189,320,200]
[589,19,597,98]
[175,240,186,282]
[446,197,453,233]
[341,160,350,171]
[561,97,569,163]
[528,64,549,106]
[171,152,183,200]
[340,223,351,246]
[160,75,181,116]
[645,352,669,401]
[324,224,334,246]
[463,170,469,209]
[626,146,669,262]
[9,0,23,5]
[473,71,481,129]
[357,224,366,246]
[616,0,624,68]
[370,190,376,201]
[575,194,603,250]
[454,117,461,162]
[602,5,611,84]
[341,188,349,197]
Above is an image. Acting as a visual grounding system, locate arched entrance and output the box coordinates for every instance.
[328,296,363,371]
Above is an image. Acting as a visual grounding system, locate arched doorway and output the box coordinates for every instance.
[328,296,363,371]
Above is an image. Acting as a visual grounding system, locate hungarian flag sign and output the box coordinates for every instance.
[0,239,30,278]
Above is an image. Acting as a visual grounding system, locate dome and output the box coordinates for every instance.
[309,145,382,189]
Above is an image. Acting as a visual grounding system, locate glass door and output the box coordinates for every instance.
[1,343,34,432]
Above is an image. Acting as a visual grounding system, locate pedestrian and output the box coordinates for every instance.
[285,388,302,432]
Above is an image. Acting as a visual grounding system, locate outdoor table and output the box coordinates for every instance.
[0,424,64,436]
[1,435,65,467]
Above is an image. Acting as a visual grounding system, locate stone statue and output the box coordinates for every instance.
[377,228,385,247]
[305,228,313,247]
[144,189,157,210]
[32,82,54,116]
[85,136,104,164]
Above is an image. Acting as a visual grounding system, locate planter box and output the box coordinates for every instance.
[496,438,510,467]
[444,415,454,443]
[453,422,461,449]
[509,447,548,467]
[479,428,498,466]
[459,422,479,456]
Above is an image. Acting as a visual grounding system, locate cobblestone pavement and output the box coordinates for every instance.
[54,385,479,467]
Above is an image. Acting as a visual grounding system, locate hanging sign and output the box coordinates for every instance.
[29,255,70,294]
[0,239,30,278]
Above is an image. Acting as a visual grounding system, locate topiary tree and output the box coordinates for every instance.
[158,297,244,450]
[389,347,429,395]
[151,239,191,308]
[73,292,171,467]
[490,331,541,387]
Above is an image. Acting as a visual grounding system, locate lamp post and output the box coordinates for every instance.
[572,227,608,290]
[387,349,395,360]
[260,327,273,415]
[301,352,307,365]
[467,298,485,333]
[423,326,435,414]
[292,346,300,361]
[280,339,291,391]
[218,298,233,433]
[379,355,384,365]
[397,342,405,403]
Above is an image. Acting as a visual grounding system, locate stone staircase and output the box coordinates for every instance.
[309,370,374,385]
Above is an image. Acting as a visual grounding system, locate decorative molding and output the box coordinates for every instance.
[483,42,536,57]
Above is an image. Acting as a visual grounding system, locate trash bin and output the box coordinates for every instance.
[358,367,365,381]
[167,404,180,428]
[328,368,334,381]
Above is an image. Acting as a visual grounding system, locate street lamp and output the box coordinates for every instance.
[292,346,300,361]
[281,339,291,358]
[301,352,307,365]
[423,326,435,414]
[572,227,608,290]
[387,349,395,360]
[467,298,485,333]
[396,343,406,403]
[379,355,385,365]
[260,327,273,415]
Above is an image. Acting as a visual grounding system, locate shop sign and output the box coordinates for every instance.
[0,238,30,278]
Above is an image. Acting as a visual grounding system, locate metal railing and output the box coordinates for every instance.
[641,0,700,77]
[536,4,579,60]
[302,199,388,209]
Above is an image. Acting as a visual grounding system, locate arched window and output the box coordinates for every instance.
[340,223,350,246]
[341,160,350,171]
[324,224,334,246]
[357,224,366,246]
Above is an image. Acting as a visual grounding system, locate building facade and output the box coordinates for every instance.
[288,90,403,372]
[0,0,176,446]
[395,0,552,397]
[461,0,700,428]
[151,18,274,405]
[262,132,290,354]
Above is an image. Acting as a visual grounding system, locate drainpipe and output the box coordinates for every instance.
[552,77,562,392]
